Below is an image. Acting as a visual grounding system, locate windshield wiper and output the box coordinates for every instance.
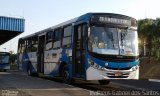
[110,32,115,48]
[120,29,128,46]
[103,27,115,48]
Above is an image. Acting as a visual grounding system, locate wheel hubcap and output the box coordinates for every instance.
[63,71,69,81]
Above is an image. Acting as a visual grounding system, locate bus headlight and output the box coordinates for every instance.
[132,65,138,71]
[88,58,105,71]
[88,59,94,66]
[105,63,109,67]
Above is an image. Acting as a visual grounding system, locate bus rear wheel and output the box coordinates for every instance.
[98,80,110,85]
[27,68,32,76]
[61,65,70,83]
[27,63,33,76]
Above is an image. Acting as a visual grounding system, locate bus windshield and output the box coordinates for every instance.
[0,55,9,64]
[88,26,139,56]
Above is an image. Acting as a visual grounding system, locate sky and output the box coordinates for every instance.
[0,0,160,53]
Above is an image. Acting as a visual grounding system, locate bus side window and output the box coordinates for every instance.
[18,40,23,53]
[23,39,28,52]
[46,31,53,50]
[62,25,72,48]
[27,38,32,52]
[20,40,25,53]
[31,36,38,52]
[53,28,61,49]
[18,44,21,53]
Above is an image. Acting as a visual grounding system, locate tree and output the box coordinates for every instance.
[9,50,17,65]
[138,19,154,57]
[138,18,160,61]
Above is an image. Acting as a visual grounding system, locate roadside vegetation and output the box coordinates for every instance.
[9,51,18,70]
[138,18,160,79]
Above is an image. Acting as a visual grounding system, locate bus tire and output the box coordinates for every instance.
[98,80,110,85]
[61,65,70,83]
[27,63,33,76]
[27,68,32,76]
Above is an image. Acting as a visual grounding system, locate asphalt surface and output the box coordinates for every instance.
[0,71,160,96]
[111,79,160,91]
[0,71,90,96]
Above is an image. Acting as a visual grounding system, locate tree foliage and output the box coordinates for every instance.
[9,50,17,64]
[138,18,160,60]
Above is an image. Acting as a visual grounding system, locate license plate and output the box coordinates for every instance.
[115,72,123,76]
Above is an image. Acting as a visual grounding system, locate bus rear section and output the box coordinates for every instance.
[0,52,10,71]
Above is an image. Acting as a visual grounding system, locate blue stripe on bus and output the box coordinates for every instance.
[86,52,139,69]
[107,61,138,68]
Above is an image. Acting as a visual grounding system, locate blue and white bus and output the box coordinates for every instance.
[17,13,139,84]
[0,52,10,72]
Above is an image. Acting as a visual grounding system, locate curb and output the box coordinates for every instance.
[149,79,160,83]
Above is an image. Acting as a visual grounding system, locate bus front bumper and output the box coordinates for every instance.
[86,66,139,80]
[0,64,10,70]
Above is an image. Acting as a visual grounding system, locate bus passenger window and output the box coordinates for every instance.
[18,44,22,53]
[53,28,61,49]
[18,40,25,53]
[62,25,72,48]
[21,44,25,53]
[18,40,24,53]
[46,31,53,50]
[31,36,38,52]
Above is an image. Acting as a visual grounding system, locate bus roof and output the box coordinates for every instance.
[20,13,135,40]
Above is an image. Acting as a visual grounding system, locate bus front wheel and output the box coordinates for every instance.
[98,80,110,85]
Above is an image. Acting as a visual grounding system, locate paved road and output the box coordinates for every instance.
[0,71,160,96]
[0,71,90,96]
[111,79,160,91]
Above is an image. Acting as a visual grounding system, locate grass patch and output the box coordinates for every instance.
[140,57,160,79]
[10,63,18,70]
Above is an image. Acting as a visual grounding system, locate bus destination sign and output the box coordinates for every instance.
[91,16,136,26]
[99,17,131,25]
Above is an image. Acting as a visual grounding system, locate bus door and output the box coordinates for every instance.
[37,35,45,74]
[73,24,87,77]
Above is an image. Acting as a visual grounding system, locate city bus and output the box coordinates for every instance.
[17,13,139,84]
[0,52,10,71]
